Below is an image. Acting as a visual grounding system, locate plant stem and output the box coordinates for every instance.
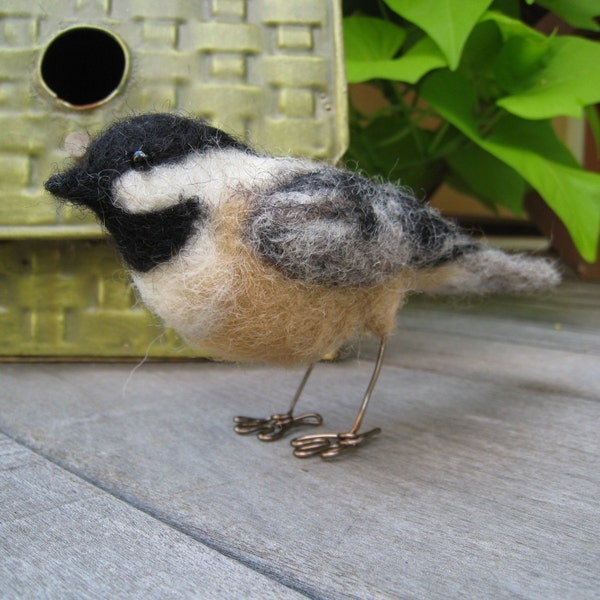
[478,107,506,138]
[374,125,414,148]
[431,132,472,161]
[427,122,450,156]
[384,82,426,156]
[584,105,600,159]
[376,0,392,20]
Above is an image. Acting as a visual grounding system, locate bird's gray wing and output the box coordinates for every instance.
[246,167,477,287]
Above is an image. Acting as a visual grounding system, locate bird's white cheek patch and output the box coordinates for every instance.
[132,228,231,343]
[112,162,202,213]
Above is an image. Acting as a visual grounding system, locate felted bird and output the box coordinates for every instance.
[45,113,560,458]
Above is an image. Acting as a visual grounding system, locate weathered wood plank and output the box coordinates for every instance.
[0,433,306,599]
[398,305,600,353]
[384,327,599,400]
[0,354,598,599]
[408,279,600,329]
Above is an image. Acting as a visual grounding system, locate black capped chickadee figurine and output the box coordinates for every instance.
[45,113,560,458]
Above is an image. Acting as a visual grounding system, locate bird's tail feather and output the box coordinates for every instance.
[411,248,561,295]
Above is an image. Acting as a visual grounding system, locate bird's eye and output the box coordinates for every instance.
[131,149,149,170]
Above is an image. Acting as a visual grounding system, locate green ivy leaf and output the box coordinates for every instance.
[535,0,600,32]
[495,35,600,119]
[494,34,553,93]
[383,0,494,69]
[447,144,527,215]
[421,69,600,262]
[482,10,546,41]
[344,16,406,66]
[489,0,521,19]
[458,20,505,102]
[344,17,446,83]
[387,37,448,84]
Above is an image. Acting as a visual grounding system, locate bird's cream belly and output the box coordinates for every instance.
[198,270,407,365]
[133,241,407,366]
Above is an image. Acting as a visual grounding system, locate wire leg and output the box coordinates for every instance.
[233,364,323,441]
[291,337,386,459]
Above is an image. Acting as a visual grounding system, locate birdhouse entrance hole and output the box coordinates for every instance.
[40,27,129,109]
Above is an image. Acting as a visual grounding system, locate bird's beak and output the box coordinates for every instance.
[44,167,101,211]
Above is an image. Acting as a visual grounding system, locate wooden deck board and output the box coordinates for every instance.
[0,434,306,599]
[0,280,598,598]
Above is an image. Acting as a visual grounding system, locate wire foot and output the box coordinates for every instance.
[233,364,320,441]
[291,427,381,459]
[233,411,323,442]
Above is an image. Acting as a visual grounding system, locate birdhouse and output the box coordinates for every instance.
[0,0,347,358]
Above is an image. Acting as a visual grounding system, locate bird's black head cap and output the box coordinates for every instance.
[43,113,250,272]
[81,113,248,175]
[44,113,250,213]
